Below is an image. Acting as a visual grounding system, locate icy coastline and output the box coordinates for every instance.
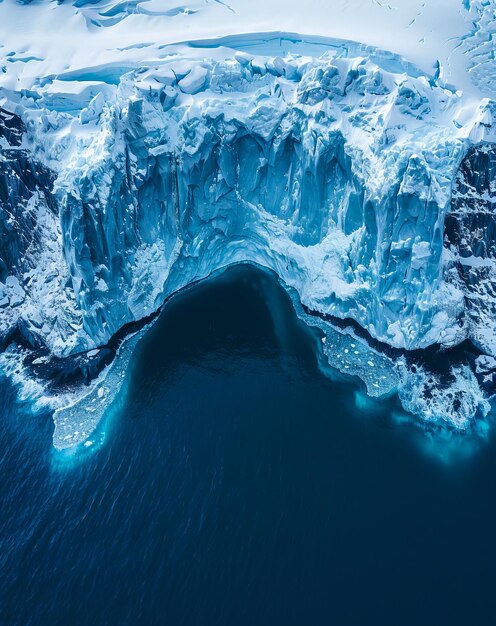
[1,1,496,447]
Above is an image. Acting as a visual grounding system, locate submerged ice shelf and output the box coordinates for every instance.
[0,0,496,448]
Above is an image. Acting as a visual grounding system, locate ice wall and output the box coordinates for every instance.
[31,55,488,353]
[0,44,495,442]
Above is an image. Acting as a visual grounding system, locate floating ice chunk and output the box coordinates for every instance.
[475,355,496,374]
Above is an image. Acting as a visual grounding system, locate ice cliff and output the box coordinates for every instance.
[0,0,495,448]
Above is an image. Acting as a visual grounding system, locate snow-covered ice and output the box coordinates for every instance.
[0,0,495,448]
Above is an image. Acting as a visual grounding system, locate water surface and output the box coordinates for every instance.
[1,265,496,625]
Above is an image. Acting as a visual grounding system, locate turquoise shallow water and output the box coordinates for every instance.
[1,264,496,625]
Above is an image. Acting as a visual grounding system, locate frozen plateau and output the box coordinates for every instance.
[0,0,496,449]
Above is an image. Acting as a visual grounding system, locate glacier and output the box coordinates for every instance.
[0,0,495,449]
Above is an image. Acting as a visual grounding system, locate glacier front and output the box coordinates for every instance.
[0,0,495,448]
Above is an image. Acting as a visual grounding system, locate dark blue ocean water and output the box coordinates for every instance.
[2,265,496,625]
